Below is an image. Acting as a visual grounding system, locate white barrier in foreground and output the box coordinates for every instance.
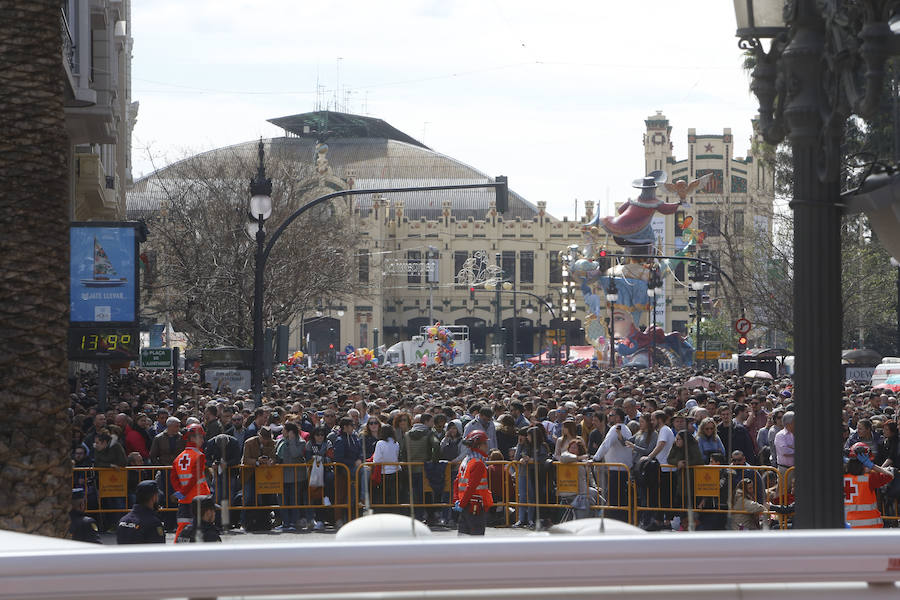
[1,530,900,599]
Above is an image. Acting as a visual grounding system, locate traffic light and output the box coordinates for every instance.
[738,336,748,352]
[495,175,508,213]
[469,286,476,301]
[329,343,334,350]
[599,248,607,257]
[687,262,699,280]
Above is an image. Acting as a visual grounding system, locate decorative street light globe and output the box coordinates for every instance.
[691,281,706,291]
[502,281,513,291]
[484,281,496,291]
[249,193,272,221]
[337,310,345,317]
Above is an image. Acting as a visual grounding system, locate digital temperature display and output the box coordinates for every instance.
[68,327,139,360]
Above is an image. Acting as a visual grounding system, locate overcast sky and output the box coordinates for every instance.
[131,0,758,219]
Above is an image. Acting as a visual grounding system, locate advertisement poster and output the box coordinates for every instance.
[70,226,136,323]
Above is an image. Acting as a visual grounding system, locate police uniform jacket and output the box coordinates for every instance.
[116,504,166,544]
[69,510,101,544]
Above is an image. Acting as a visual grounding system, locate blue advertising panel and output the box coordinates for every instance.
[70,224,137,323]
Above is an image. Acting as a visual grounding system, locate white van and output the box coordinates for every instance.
[871,358,900,387]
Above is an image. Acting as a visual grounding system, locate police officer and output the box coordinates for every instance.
[175,495,222,543]
[117,480,166,544]
[69,488,101,544]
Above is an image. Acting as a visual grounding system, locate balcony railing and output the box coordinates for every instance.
[60,8,76,75]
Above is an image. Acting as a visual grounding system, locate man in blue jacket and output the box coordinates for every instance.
[332,417,362,526]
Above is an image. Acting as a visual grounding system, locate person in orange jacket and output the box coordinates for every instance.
[844,442,893,528]
[171,424,211,542]
[453,430,494,535]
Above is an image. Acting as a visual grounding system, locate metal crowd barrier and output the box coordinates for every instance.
[354,461,457,520]
[73,463,353,527]
[74,461,816,531]
[631,463,781,530]
[503,461,633,525]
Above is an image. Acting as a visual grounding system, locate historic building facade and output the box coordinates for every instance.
[128,110,773,360]
[63,0,135,221]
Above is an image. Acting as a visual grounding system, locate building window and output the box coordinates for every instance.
[733,210,744,235]
[520,251,534,283]
[358,249,369,283]
[407,250,421,284]
[672,320,688,335]
[502,251,516,284]
[698,210,720,237]
[549,251,562,283]
[454,250,468,288]
[359,322,368,348]
[674,262,685,281]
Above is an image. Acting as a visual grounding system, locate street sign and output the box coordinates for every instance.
[734,318,752,335]
[140,347,173,369]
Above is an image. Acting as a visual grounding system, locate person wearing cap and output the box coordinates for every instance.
[240,425,277,531]
[69,488,101,544]
[116,480,165,544]
[172,424,212,542]
[175,495,222,543]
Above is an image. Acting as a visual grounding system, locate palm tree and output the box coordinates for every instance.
[0,0,72,536]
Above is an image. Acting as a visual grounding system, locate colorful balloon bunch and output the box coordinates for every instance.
[426,322,457,365]
[285,350,304,367]
[347,347,377,368]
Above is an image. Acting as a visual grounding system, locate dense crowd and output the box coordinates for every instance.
[67,363,900,537]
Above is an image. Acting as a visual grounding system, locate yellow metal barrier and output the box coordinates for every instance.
[230,462,353,525]
[505,461,633,526]
[354,461,456,520]
[776,465,795,529]
[632,464,780,530]
[72,461,800,531]
[74,466,170,514]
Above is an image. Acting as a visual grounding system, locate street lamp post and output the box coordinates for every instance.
[647,266,662,369]
[732,0,900,528]
[691,281,705,369]
[248,140,272,401]
[892,257,900,356]
[605,278,619,369]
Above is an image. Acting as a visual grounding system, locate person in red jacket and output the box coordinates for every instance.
[171,424,211,542]
[116,413,149,461]
[453,430,494,535]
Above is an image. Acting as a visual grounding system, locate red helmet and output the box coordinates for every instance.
[463,430,488,447]
[182,423,205,441]
[849,442,871,460]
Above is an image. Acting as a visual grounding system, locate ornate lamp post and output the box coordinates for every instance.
[605,277,619,369]
[892,257,900,356]
[646,265,663,368]
[733,0,900,528]
[248,140,272,401]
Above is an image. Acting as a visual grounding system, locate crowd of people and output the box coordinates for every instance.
[67,362,900,541]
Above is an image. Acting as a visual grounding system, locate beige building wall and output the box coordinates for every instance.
[639,111,775,338]
[63,0,134,222]
[314,111,774,360]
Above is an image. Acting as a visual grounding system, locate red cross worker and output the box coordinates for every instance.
[171,424,211,542]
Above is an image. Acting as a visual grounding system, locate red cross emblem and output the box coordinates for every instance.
[843,479,857,501]
[179,454,191,470]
